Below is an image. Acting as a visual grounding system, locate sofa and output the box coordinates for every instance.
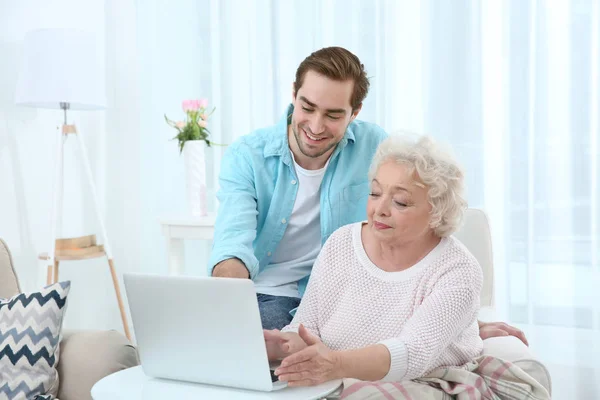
[0,238,139,400]
[2,207,553,399]
[455,209,552,394]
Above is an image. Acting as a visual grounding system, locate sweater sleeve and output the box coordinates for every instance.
[379,260,483,381]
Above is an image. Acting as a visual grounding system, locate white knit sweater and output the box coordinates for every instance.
[282,222,483,382]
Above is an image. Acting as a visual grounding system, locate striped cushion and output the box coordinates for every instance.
[0,281,70,400]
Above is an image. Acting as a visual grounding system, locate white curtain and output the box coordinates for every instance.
[136,0,599,331]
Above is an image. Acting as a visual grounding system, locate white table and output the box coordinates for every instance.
[159,214,216,275]
[91,366,343,400]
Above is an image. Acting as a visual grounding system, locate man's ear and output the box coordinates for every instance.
[351,103,363,120]
[292,82,297,101]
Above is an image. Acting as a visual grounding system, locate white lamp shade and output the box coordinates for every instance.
[15,28,106,110]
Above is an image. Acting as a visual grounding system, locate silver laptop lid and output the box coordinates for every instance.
[124,273,274,391]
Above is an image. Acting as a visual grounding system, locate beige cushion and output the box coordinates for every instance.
[57,330,139,400]
[0,238,20,299]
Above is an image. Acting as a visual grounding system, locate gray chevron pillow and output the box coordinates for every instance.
[0,281,71,400]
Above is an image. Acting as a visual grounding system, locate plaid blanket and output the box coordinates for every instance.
[338,356,551,400]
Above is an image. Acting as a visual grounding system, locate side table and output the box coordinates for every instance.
[159,214,216,275]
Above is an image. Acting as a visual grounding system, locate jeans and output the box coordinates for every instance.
[257,293,301,330]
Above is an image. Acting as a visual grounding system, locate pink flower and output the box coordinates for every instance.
[182,99,209,112]
[182,100,193,112]
[197,120,207,128]
[175,121,185,129]
[200,113,207,120]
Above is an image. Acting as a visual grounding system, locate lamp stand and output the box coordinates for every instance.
[38,103,131,340]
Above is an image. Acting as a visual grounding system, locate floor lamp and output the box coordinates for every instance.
[15,28,131,340]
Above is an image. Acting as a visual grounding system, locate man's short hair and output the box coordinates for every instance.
[294,47,370,112]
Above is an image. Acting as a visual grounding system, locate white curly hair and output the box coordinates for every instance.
[368,135,467,237]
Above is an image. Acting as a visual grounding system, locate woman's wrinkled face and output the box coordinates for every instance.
[366,161,433,245]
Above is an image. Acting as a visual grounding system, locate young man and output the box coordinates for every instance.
[208,47,528,346]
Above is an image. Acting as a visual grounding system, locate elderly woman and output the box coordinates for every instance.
[264,135,483,386]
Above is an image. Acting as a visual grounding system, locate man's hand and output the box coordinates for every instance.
[263,329,308,361]
[275,325,342,387]
[212,258,250,279]
[479,320,529,346]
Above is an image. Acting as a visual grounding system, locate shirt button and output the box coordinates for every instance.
[281,218,287,224]
[267,251,272,256]
[291,179,297,185]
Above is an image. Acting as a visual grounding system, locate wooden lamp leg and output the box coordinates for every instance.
[108,259,131,341]
[53,260,59,284]
[46,260,60,285]
[46,265,53,285]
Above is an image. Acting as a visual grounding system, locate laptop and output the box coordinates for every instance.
[124,273,342,395]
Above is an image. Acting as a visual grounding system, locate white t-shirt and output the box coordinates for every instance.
[253,157,328,298]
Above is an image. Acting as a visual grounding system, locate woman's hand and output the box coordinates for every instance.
[275,324,342,387]
[263,329,308,361]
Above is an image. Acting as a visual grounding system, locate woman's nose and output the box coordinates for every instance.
[375,200,391,216]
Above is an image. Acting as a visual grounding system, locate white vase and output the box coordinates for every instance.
[183,140,208,216]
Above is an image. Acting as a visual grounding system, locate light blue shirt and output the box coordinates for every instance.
[208,105,387,296]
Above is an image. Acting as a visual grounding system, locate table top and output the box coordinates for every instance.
[159,214,216,227]
[91,366,343,400]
